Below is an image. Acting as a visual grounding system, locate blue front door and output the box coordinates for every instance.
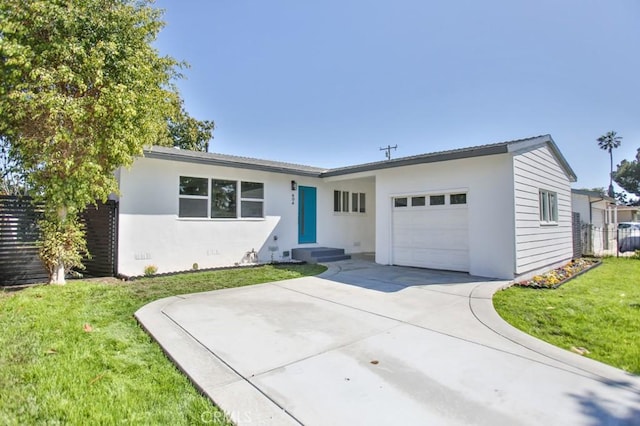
[298,186,317,244]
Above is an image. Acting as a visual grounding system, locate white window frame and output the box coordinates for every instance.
[240,181,265,218]
[178,176,210,218]
[178,176,265,220]
[334,190,366,214]
[539,190,558,224]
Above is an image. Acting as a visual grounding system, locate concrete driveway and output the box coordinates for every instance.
[136,258,640,425]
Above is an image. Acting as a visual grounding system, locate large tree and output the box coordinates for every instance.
[596,131,623,197]
[162,100,215,152]
[0,0,184,283]
[614,148,640,204]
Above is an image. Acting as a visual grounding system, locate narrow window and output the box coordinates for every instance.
[334,190,341,212]
[411,196,426,207]
[178,176,208,218]
[342,191,349,212]
[352,193,359,212]
[430,195,445,206]
[539,190,558,223]
[450,193,467,205]
[240,181,264,218]
[359,193,366,213]
[211,179,237,218]
[394,197,408,207]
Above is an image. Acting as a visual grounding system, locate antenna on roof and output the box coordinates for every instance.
[379,145,397,161]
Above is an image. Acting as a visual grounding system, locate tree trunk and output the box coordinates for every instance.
[51,259,66,285]
[49,206,68,285]
[608,151,615,198]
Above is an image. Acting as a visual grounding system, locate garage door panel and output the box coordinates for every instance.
[393,248,469,271]
[394,231,469,250]
[392,199,469,272]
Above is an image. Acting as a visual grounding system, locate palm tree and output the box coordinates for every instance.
[597,131,622,197]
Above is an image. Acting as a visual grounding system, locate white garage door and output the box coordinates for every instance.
[392,193,469,272]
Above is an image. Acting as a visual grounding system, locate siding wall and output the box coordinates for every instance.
[513,145,573,275]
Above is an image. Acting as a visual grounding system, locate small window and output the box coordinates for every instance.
[211,179,237,218]
[352,193,359,212]
[359,193,366,213]
[450,193,467,205]
[240,181,264,217]
[342,191,349,212]
[180,176,208,195]
[179,198,208,218]
[411,196,426,207]
[241,181,263,199]
[179,176,209,218]
[539,190,558,223]
[334,190,341,212]
[430,195,445,206]
[394,197,408,207]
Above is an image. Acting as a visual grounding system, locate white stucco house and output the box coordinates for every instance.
[115,134,577,280]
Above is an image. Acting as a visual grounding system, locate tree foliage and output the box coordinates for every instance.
[596,131,622,197]
[162,100,214,152]
[614,148,640,204]
[0,0,182,283]
[0,136,28,195]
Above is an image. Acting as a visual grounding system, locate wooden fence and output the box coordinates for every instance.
[0,196,118,286]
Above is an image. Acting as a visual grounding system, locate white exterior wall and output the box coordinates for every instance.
[571,193,607,227]
[315,177,376,253]
[513,145,573,276]
[374,154,516,279]
[117,157,374,276]
[571,194,592,225]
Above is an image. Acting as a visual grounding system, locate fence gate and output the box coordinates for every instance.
[572,212,582,259]
[0,196,118,286]
[81,200,118,278]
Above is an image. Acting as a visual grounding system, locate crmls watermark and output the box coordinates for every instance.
[200,410,252,424]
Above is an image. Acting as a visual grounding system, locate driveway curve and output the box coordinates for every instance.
[136,258,640,425]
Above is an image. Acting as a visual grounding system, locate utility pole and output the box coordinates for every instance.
[380,145,397,160]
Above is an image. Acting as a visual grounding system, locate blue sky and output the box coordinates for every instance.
[153,0,639,191]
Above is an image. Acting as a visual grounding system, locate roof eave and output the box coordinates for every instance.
[321,144,509,177]
[142,148,323,177]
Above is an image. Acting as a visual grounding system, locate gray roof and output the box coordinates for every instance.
[571,188,615,202]
[144,134,577,181]
[144,146,327,177]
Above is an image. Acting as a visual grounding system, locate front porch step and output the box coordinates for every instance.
[291,247,351,263]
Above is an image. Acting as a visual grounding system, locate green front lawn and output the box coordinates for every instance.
[493,257,640,374]
[0,264,326,425]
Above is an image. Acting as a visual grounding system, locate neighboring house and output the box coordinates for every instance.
[115,134,576,280]
[571,189,615,228]
[570,189,632,256]
[617,206,640,223]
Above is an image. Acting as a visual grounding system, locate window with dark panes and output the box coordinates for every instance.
[430,195,445,206]
[450,193,467,205]
[334,190,341,212]
[359,193,366,213]
[352,193,359,212]
[211,179,237,218]
[394,197,408,207]
[412,196,426,207]
[178,176,208,217]
[240,181,264,218]
[342,191,349,212]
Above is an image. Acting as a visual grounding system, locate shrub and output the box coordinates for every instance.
[144,265,158,276]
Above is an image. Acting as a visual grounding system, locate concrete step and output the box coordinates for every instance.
[315,255,352,263]
[291,247,351,263]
